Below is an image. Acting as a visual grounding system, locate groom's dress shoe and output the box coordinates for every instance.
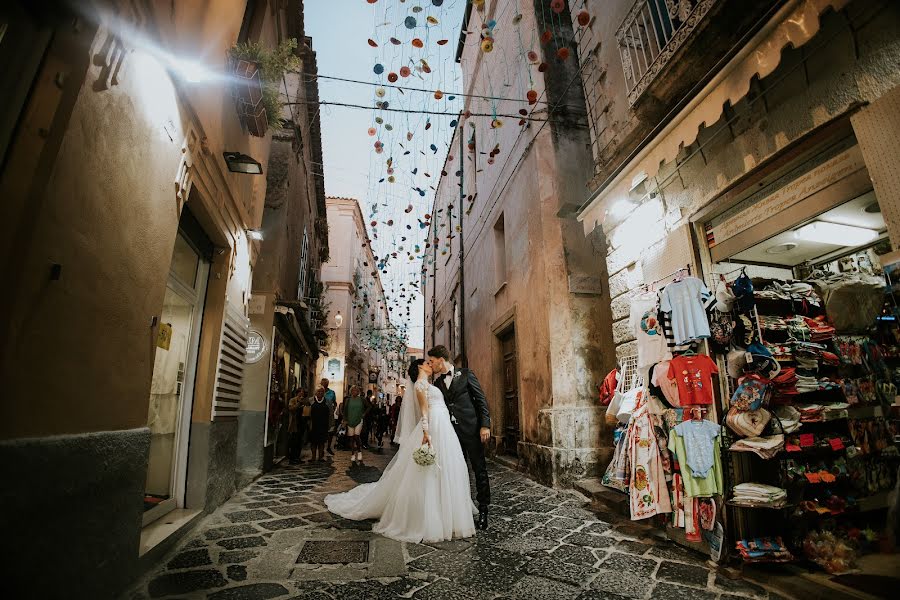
[477,509,489,530]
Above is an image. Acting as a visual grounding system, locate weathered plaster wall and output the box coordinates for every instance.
[425,0,616,486]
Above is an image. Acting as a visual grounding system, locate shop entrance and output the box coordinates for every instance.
[499,326,520,456]
[700,141,899,585]
[143,219,210,526]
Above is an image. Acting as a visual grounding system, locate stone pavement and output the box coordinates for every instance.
[126,445,782,600]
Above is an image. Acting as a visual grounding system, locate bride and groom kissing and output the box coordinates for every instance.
[324,345,492,543]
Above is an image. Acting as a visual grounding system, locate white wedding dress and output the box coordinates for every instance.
[324,379,476,543]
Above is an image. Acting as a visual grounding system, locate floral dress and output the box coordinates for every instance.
[629,402,673,520]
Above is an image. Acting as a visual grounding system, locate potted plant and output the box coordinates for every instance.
[228,38,300,136]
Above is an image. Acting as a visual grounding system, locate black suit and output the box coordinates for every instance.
[436,368,491,508]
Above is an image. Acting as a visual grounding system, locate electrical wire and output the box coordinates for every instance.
[283,99,551,121]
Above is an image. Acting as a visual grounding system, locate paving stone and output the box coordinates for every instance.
[522,554,595,586]
[576,592,634,600]
[425,538,471,552]
[409,550,472,577]
[649,582,717,600]
[167,548,212,569]
[614,540,651,555]
[510,575,582,600]
[413,579,491,600]
[147,569,228,597]
[551,544,600,567]
[496,535,557,554]
[582,522,613,535]
[216,536,268,550]
[206,524,260,540]
[184,538,207,549]
[302,512,334,523]
[207,583,290,600]
[259,517,307,531]
[267,504,317,517]
[599,552,658,576]
[219,550,260,565]
[590,568,648,599]
[328,580,400,600]
[647,543,704,564]
[405,543,434,560]
[227,564,248,582]
[562,532,615,549]
[713,574,769,598]
[656,561,710,588]
[244,500,283,509]
[226,509,274,523]
[552,506,597,521]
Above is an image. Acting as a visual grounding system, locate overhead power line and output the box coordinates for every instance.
[284,99,552,122]
[300,73,550,105]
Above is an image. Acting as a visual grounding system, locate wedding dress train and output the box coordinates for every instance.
[324,380,476,543]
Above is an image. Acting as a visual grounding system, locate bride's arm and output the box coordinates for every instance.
[415,382,431,445]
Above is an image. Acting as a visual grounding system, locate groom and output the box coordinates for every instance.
[427,345,492,530]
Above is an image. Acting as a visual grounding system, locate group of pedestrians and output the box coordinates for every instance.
[287,378,404,466]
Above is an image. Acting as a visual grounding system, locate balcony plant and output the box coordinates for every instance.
[229,38,300,136]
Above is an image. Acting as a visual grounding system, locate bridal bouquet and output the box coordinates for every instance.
[412,444,437,467]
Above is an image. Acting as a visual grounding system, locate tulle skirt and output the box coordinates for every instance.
[324,403,476,543]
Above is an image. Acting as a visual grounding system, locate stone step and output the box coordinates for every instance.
[575,477,630,519]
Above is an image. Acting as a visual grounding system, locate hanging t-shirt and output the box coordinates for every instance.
[651,360,681,407]
[673,420,721,478]
[660,277,712,345]
[668,429,724,498]
[668,354,719,406]
[630,291,670,368]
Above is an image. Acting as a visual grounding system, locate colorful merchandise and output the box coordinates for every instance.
[668,354,719,405]
[630,291,670,368]
[660,276,713,345]
[672,419,721,477]
[651,360,681,407]
[628,403,672,520]
[667,425,724,498]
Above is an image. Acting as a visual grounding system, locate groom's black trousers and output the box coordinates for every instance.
[456,428,491,508]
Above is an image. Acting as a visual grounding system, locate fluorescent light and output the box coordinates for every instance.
[223,151,263,175]
[167,57,217,83]
[247,229,263,241]
[794,221,878,246]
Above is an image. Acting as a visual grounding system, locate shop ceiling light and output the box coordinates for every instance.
[223,151,263,175]
[794,221,878,246]
[765,242,797,255]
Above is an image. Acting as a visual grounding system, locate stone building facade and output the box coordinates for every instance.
[572,0,900,358]
[0,1,313,597]
[423,0,617,488]
[316,197,401,408]
[239,31,329,484]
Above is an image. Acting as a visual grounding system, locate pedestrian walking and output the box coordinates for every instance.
[287,388,307,465]
[321,378,337,455]
[375,403,389,449]
[389,395,402,443]
[361,389,375,449]
[309,387,330,462]
[342,385,367,466]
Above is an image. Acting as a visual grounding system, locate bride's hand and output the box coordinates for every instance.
[422,431,431,446]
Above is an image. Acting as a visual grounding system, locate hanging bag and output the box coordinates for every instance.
[615,372,644,425]
[606,367,627,425]
[602,422,632,492]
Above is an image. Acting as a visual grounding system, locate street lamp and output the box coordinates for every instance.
[223,151,263,175]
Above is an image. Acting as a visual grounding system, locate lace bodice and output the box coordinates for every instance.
[415,380,446,407]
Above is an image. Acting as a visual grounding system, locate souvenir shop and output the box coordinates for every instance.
[602,131,900,586]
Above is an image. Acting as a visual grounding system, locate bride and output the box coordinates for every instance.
[324,358,476,543]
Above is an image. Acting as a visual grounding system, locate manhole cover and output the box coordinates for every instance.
[296,540,369,564]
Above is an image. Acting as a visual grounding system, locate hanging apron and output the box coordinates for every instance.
[629,403,673,520]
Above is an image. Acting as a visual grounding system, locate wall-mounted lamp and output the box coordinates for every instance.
[223,151,263,175]
[247,229,263,241]
[334,311,343,328]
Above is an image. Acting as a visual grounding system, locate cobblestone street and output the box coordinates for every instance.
[126,446,780,600]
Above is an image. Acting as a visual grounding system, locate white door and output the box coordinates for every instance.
[143,233,209,526]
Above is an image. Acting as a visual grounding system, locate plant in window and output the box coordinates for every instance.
[229,38,300,134]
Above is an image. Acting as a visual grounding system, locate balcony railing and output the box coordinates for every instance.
[616,0,719,106]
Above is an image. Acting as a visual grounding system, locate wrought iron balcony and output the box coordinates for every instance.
[617,0,720,106]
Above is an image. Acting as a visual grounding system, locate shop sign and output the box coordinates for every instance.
[368,370,379,384]
[326,358,342,378]
[246,328,268,363]
[708,146,865,247]
[156,322,172,350]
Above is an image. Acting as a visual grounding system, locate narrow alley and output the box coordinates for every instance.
[127,449,774,600]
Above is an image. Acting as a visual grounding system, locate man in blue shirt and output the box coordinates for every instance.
[321,378,337,455]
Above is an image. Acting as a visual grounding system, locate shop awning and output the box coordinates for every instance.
[577,0,850,235]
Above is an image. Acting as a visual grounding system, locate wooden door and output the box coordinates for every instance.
[499,327,520,455]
